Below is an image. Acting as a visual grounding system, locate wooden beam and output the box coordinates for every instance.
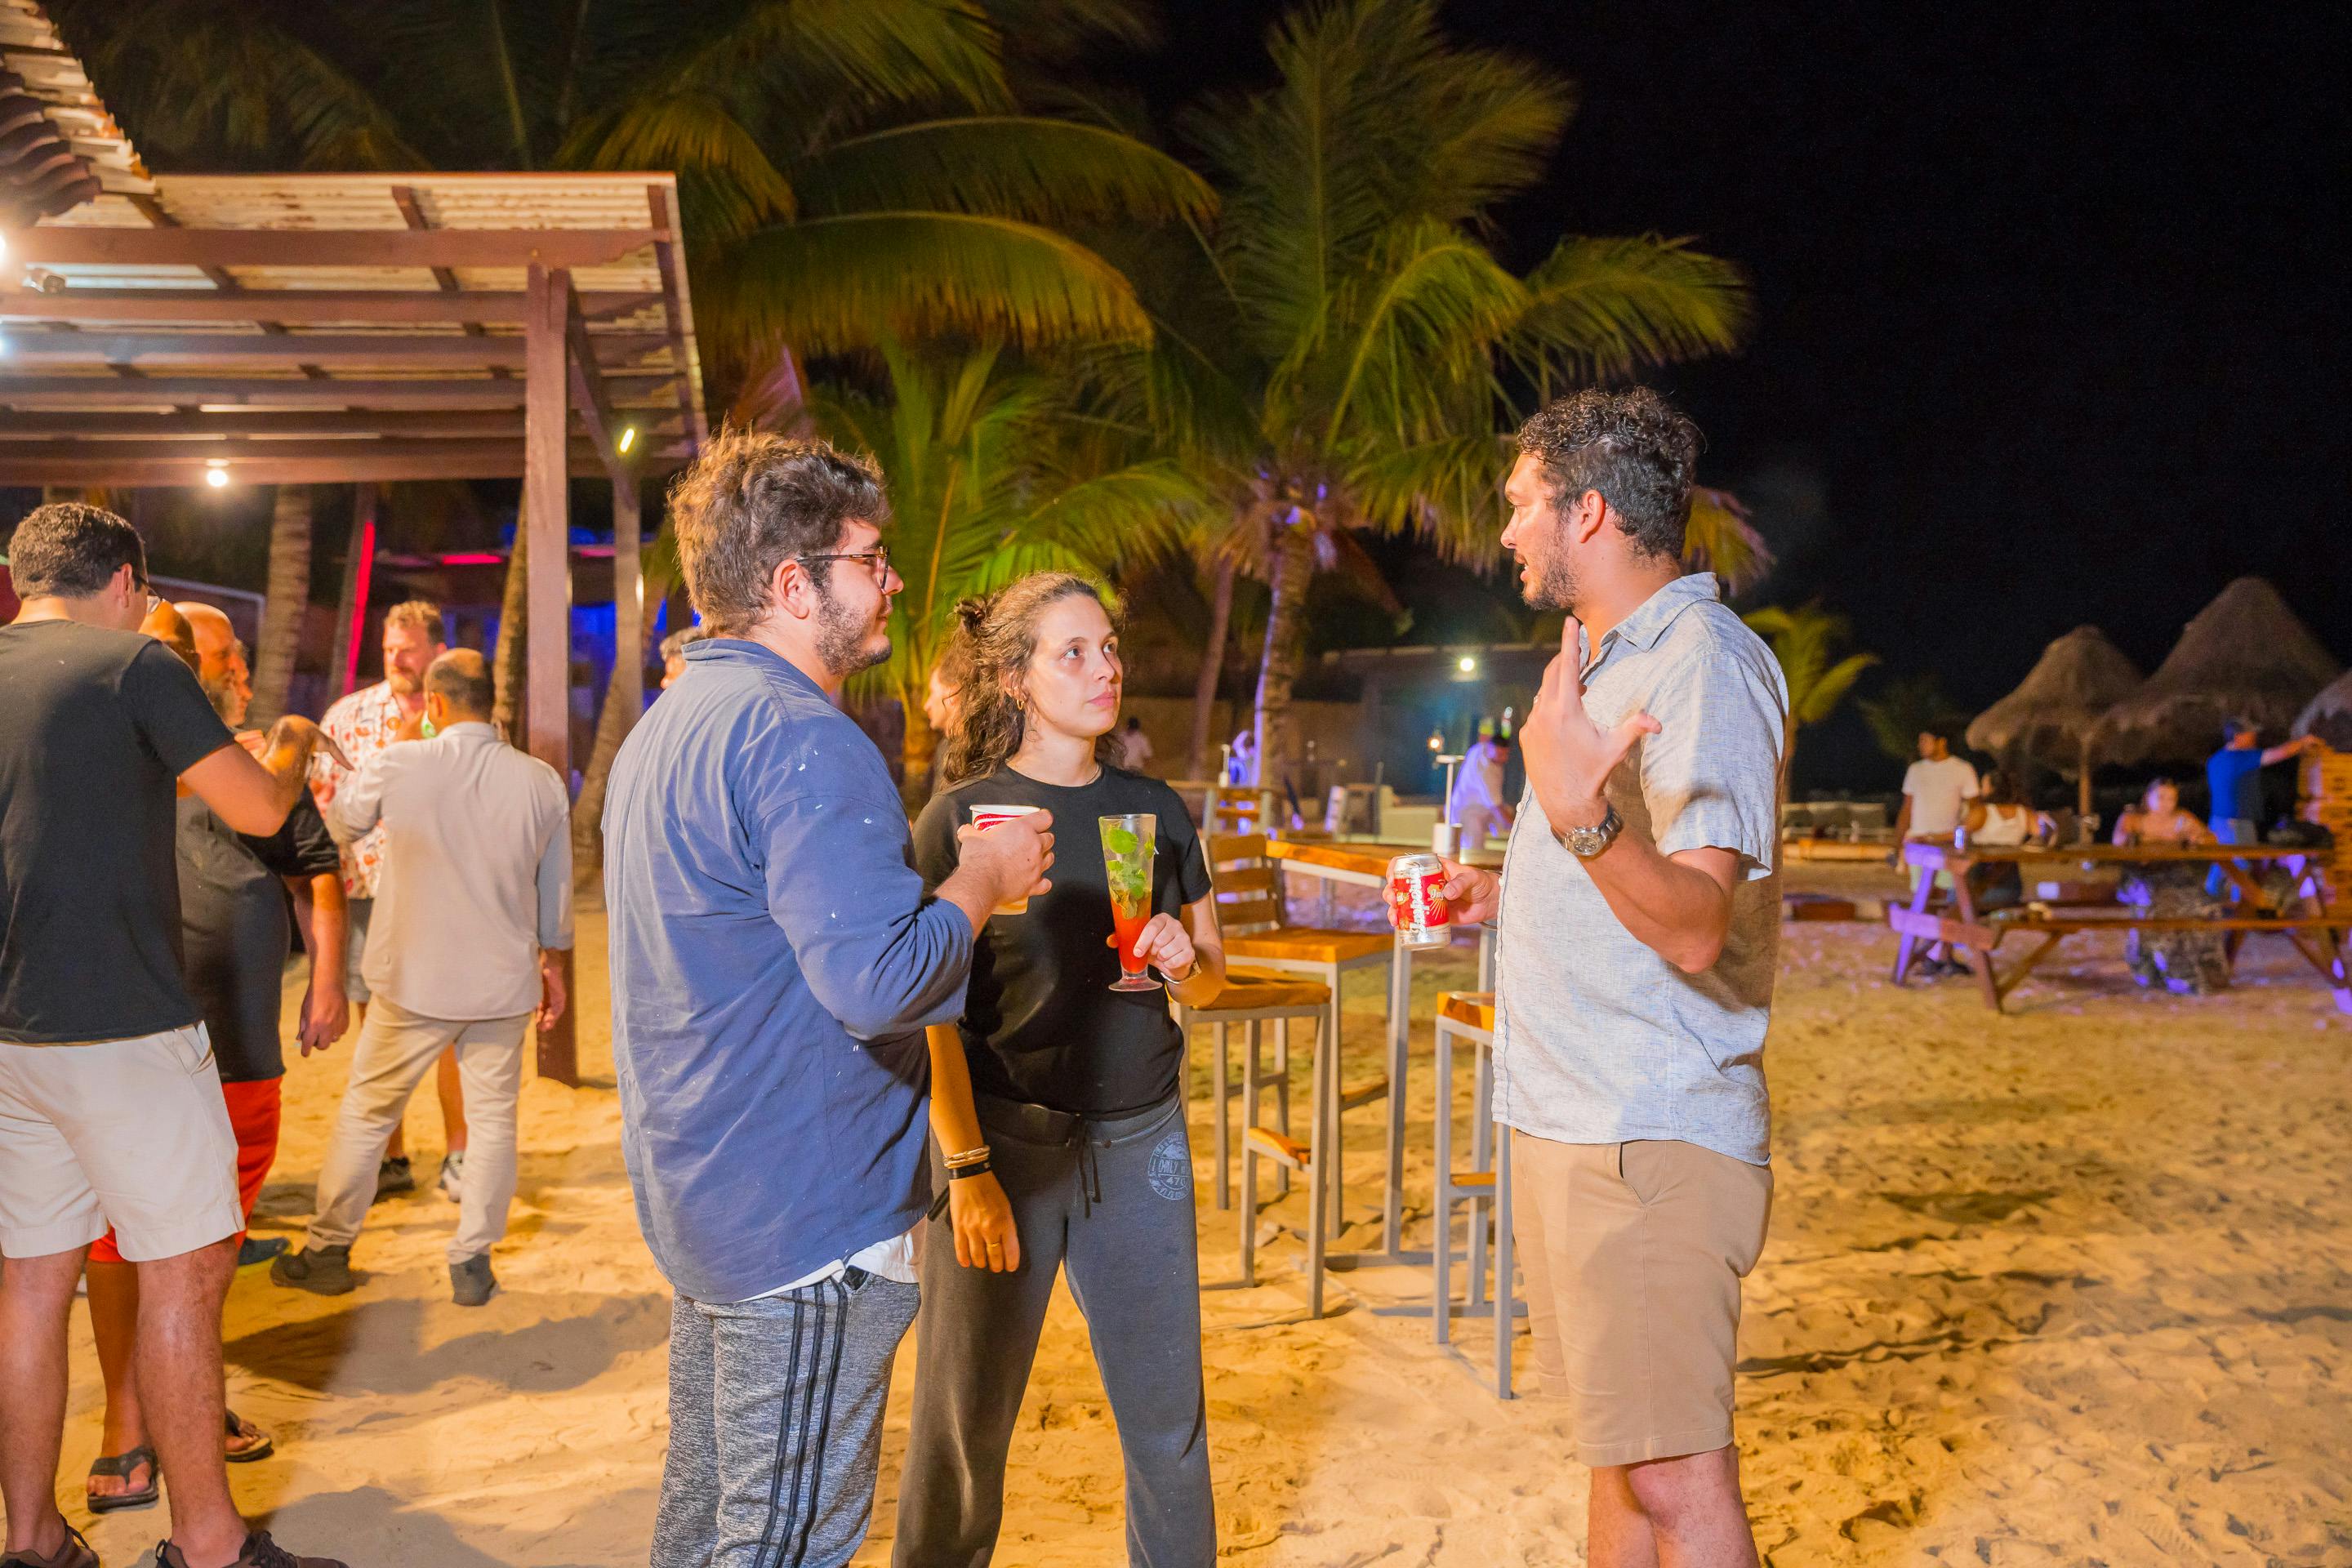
[0,436,640,464]
[523,261,577,1085]
[0,374,679,407]
[614,474,644,742]
[645,186,707,451]
[0,329,670,368]
[2,288,662,325]
[8,228,666,270]
[564,281,631,485]
[0,443,687,487]
[0,408,546,439]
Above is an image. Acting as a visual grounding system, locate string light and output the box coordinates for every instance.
[617,425,638,455]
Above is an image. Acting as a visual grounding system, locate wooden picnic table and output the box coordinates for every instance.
[1891,840,2350,1013]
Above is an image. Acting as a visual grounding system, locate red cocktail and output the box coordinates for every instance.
[1099,813,1161,991]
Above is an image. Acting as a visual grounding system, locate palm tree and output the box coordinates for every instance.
[247,485,313,725]
[1743,602,1877,774]
[804,340,1202,797]
[1081,0,1751,792]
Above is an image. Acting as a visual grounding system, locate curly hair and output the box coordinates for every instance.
[1515,386,1703,563]
[6,501,146,599]
[666,426,890,636]
[937,573,1127,789]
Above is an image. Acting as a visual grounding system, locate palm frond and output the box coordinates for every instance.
[1516,234,1753,383]
[564,91,797,238]
[793,116,1214,226]
[707,212,1152,355]
[1744,603,1877,728]
[1685,487,1775,595]
[1347,433,1513,564]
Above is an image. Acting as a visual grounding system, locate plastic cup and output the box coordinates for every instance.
[969,804,1043,915]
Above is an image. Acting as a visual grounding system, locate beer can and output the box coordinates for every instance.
[1388,853,1453,950]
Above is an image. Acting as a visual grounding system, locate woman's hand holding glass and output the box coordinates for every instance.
[1110,911,1195,982]
[949,1170,1022,1272]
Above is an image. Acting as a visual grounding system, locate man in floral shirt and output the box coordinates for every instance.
[313,600,468,1199]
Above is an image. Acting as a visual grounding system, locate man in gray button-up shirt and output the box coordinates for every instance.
[1416,389,1787,1567]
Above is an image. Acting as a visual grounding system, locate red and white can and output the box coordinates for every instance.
[1388,853,1453,950]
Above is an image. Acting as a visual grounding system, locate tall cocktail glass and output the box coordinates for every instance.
[1098,812,1160,992]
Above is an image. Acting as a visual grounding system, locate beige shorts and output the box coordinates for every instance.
[1511,1135,1773,1468]
[0,1024,244,1262]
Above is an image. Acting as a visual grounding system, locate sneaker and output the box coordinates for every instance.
[437,1150,466,1202]
[450,1252,497,1307]
[0,1521,98,1568]
[372,1155,413,1200]
[271,1244,354,1296]
[236,1236,290,1267]
[159,1529,347,1568]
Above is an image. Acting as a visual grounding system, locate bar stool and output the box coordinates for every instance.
[1178,967,1330,1211]
[1431,991,1516,1398]
[1236,991,1389,1318]
[1209,832,1398,1242]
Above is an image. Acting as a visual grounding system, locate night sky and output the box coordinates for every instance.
[1142,1,2350,789]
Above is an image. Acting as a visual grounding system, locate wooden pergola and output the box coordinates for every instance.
[2,158,709,1081]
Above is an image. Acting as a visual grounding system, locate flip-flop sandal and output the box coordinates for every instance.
[225,1408,275,1463]
[85,1443,158,1513]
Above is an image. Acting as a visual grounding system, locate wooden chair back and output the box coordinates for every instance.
[1206,832,1284,936]
[1208,786,1273,838]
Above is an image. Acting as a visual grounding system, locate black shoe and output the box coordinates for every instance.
[272,1244,355,1296]
[372,1156,414,1201]
[450,1252,497,1307]
[160,1530,348,1568]
[237,1236,290,1267]
[0,1521,99,1568]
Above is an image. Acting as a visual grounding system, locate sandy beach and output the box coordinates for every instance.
[40,875,2352,1566]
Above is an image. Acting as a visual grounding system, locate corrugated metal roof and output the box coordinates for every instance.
[0,0,148,225]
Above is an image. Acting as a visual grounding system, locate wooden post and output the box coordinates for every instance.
[613,474,644,729]
[524,263,579,1085]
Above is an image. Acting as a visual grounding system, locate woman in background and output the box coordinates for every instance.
[899,574,1227,1567]
[2112,777,2228,993]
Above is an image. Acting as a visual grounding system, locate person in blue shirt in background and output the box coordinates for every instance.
[603,430,1054,1568]
[2205,718,2319,895]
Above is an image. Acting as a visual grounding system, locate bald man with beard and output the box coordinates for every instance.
[80,605,352,1516]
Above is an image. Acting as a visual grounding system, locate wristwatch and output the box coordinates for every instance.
[1552,801,1623,859]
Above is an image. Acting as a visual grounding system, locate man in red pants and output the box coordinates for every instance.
[83,603,350,1516]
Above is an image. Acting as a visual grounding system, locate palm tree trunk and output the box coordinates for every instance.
[571,550,669,884]
[902,699,942,803]
[1187,555,1236,781]
[492,529,528,745]
[1252,522,1315,809]
[249,485,313,725]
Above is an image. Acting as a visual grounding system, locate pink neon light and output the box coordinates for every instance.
[436,551,506,566]
[341,513,375,699]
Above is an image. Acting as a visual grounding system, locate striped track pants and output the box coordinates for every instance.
[651,1267,921,1567]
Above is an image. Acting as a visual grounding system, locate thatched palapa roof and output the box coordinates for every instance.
[2085,577,2341,766]
[2294,668,2352,752]
[1967,626,2143,774]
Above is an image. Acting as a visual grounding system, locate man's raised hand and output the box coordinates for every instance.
[957,810,1055,906]
[1519,612,1659,826]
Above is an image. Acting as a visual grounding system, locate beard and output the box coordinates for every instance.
[1522,548,1580,613]
[386,666,423,697]
[813,579,889,679]
[201,672,247,728]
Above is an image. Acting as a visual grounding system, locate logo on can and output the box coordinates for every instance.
[1388,853,1452,950]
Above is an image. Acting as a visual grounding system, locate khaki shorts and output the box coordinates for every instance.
[1511,1135,1772,1468]
[0,1024,244,1263]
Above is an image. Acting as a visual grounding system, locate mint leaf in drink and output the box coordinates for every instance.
[1103,826,1140,857]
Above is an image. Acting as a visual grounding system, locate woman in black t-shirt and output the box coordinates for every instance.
[900,574,1227,1566]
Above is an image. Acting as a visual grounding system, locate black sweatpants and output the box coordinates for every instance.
[893,1093,1215,1567]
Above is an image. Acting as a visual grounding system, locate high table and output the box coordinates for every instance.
[1891,841,2350,1013]
[1261,838,1504,1258]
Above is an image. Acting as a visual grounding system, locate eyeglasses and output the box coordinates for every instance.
[134,575,160,612]
[800,546,893,583]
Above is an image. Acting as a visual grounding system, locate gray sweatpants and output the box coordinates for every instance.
[653,1268,921,1568]
[893,1094,1214,1568]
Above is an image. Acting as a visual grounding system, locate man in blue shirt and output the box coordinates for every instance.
[2206,719,2319,894]
[604,430,1052,1568]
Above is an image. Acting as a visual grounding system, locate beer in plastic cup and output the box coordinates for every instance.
[969,804,1043,915]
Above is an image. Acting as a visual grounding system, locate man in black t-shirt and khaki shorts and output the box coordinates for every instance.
[0,504,349,1568]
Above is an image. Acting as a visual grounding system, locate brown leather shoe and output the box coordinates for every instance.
[0,1521,99,1568]
[158,1530,347,1568]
